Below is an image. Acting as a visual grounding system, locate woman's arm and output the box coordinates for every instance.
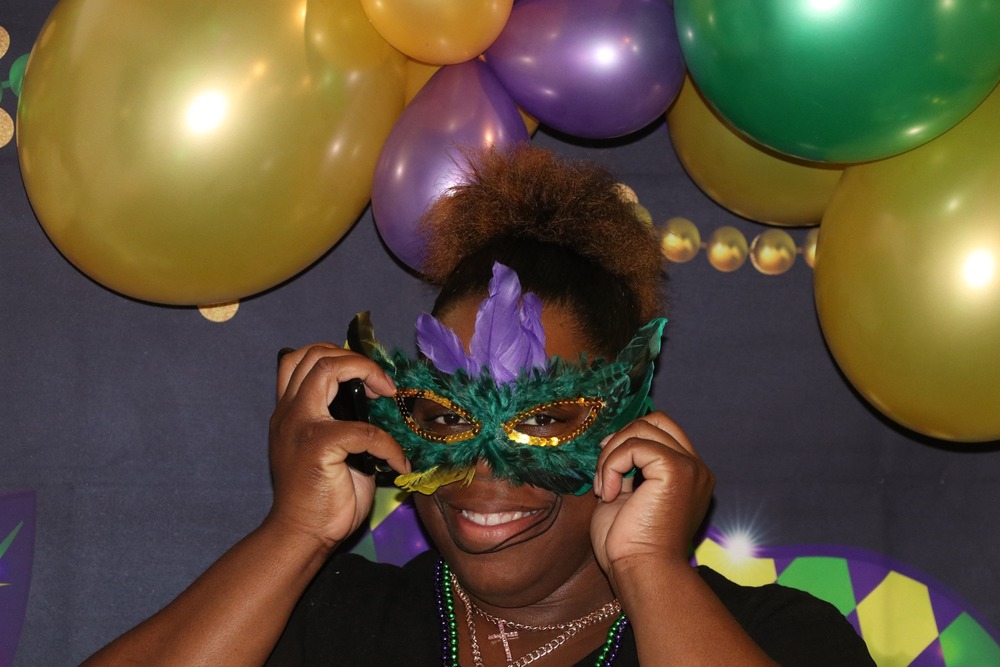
[590,412,778,666]
[82,344,407,666]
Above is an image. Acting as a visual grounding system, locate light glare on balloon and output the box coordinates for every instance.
[808,0,844,14]
[962,249,995,289]
[594,44,617,68]
[185,91,228,135]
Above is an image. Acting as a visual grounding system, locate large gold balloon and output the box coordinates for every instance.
[17,0,405,305]
[815,88,1000,442]
[361,0,513,65]
[668,76,843,227]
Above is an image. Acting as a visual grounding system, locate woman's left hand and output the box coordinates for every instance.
[589,411,715,589]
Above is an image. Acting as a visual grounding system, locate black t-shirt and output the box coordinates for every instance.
[269,550,875,666]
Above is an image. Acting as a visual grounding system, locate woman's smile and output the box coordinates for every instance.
[431,475,561,554]
[458,508,541,526]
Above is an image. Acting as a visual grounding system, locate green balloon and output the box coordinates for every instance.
[675,0,1000,163]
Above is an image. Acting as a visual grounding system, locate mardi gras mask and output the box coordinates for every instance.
[352,263,666,495]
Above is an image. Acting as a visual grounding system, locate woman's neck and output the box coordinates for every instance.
[460,552,616,629]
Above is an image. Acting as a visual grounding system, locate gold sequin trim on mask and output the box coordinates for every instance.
[502,397,606,447]
[394,388,482,443]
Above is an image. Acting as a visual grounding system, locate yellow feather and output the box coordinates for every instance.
[394,465,475,495]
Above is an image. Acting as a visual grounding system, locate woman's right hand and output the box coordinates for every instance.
[264,343,409,553]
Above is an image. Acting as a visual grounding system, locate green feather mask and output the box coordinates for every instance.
[352,263,666,495]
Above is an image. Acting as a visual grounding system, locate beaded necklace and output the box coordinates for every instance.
[435,560,629,666]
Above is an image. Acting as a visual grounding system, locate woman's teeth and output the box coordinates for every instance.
[460,509,538,526]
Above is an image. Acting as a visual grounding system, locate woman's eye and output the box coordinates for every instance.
[396,392,480,442]
[431,412,469,426]
[519,413,559,427]
[407,397,475,434]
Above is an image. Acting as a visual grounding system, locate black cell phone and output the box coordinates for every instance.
[277,348,394,482]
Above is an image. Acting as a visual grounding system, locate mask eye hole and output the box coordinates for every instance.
[395,389,481,443]
[504,398,605,447]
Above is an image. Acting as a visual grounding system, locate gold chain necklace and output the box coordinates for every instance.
[450,572,621,667]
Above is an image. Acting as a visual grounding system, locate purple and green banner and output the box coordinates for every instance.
[0,490,36,665]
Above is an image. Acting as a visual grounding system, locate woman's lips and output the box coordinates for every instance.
[437,495,560,554]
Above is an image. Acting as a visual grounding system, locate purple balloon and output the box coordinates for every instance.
[372,60,530,270]
[485,0,685,139]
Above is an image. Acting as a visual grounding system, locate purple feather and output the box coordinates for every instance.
[470,263,548,383]
[469,264,521,382]
[415,263,548,383]
[416,313,472,375]
[520,292,547,370]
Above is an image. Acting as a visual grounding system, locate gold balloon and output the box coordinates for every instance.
[668,76,843,227]
[404,58,440,105]
[360,0,513,65]
[749,229,797,276]
[660,216,701,263]
[803,228,819,269]
[17,0,405,305]
[403,58,536,134]
[816,87,1000,442]
[706,226,748,273]
[519,109,539,136]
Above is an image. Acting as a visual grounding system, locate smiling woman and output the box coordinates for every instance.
[81,145,875,667]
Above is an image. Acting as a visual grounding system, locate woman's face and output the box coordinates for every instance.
[412,297,607,607]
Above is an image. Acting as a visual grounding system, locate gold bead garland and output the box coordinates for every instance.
[659,216,817,276]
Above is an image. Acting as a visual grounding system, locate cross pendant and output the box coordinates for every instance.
[487,620,519,662]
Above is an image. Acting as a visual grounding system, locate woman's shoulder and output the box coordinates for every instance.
[270,550,443,666]
[696,565,876,666]
[302,548,440,614]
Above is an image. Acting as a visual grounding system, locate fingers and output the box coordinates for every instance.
[307,420,411,475]
[277,344,396,409]
[276,343,337,400]
[271,343,407,476]
[594,412,712,503]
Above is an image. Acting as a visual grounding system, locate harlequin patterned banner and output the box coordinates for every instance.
[0,490,36,665]
[694,527,1000,667]
[349,488,429,567]
[352,493,1000,667]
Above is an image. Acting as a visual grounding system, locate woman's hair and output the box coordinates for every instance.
[420,144,665,356]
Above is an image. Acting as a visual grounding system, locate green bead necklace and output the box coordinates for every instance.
[436,559,628,666]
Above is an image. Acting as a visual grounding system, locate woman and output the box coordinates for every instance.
[84,146,873,665]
